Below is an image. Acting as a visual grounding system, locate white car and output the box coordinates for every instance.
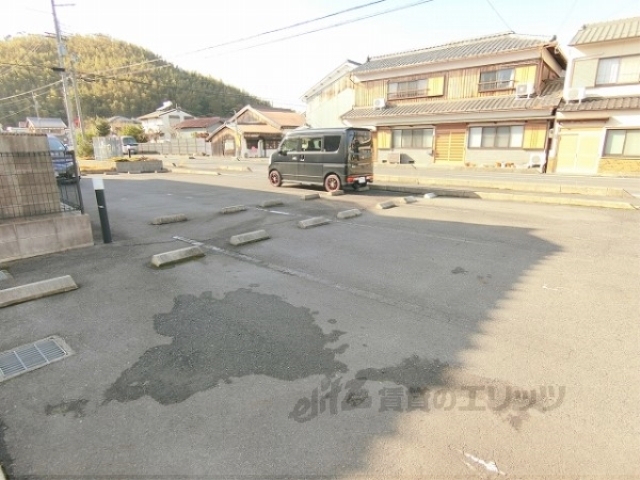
[121,136,138,155]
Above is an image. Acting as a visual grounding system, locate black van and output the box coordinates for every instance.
[268,127,373,192]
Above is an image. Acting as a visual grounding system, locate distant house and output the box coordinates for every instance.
[302,60,361,128]
[25,117,67,136]
[207,105,306,158]
[341,33,566,168]
[173,117,225,139]
[138,108,194,140]
[552,16,640,175]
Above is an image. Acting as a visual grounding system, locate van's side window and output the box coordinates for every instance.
[302,137,322,151]
[324,136,341,152]
[280,137,299,154]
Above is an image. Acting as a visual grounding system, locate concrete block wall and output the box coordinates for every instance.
[0,133,60,220]
[0,133,94,264]
[0,213,94,264]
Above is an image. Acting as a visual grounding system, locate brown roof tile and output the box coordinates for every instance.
[354,33,558,74]
[174,117,223,129]
[256,108,306,128]
[569,16,640,45]
[558,95,640,112]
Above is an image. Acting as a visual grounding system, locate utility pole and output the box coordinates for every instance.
[70,54,85,138]
[50,0,76,147]
[32,92,40,118]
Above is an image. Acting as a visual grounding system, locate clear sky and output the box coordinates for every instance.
[1,0,638,112]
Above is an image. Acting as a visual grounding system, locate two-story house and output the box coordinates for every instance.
[342,33,566,169]
[553,17,640,175]
[207,105,306,158]
[138,107,194,140]
[173,117,225,139]
[302,60,360,128]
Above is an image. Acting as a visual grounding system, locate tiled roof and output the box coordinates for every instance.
[354,33,557,74]
[138,108,194,120]
[26,117,67,128]
[569,16,640,45]
[173,117,223,129]
[558,96,640,112]
[237,124,282,135]
[257,108,306,128]
[343,79,563,120]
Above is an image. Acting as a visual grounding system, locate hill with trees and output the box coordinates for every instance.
[0,34,269,126]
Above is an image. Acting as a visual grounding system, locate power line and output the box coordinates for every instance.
[0,80,62,102]
[484,0,513,32]
[77,0,397,77]
[186,0,391,56]
[204,0,435,58]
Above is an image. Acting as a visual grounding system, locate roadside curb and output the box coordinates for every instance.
[369,184,637,210]
[155,166,636,209]
[167,168,221,176]
[373,174,630,197]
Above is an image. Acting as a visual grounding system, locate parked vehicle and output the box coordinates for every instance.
[47,134,79,182]
[268,127,373,192]
[121,136,138,155]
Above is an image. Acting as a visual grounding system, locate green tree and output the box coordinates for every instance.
[120,124,147,142]
[0,34,271,126]
[94,118,111,137]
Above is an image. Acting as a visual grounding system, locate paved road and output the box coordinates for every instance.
[160,155,640,194]
[1,172,638,478]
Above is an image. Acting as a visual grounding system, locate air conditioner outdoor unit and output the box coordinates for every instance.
[565,87,586,103]
[373,98,386,110]
[515,82,535,97]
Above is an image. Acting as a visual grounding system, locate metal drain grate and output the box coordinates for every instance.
[0,336,73,383]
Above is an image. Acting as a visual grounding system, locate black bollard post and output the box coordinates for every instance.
[92,177,112,244]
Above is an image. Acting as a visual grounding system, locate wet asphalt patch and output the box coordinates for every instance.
[45,399,90,418]
[355,355,448,389]
[104,289,348,405]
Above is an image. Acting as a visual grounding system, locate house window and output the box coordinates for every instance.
[392,128,434,149]
[603,129,640,157]
[388,80,427,99]
[468,126,524,148]
[479,68,515,92]
[388,76,445,99]
[596,55,640,85]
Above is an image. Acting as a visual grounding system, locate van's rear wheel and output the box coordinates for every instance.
[324,174,341,193]
[269,170,282,187]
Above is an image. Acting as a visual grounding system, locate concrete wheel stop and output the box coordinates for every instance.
[0,275,78,308]
[150,246,205,268]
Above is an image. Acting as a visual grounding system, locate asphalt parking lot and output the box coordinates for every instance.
[1,172,638,479]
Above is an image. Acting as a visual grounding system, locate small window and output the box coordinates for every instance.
[280,137,299,153]
[596,55,640,85]
[479,68,515,92]
[302,137,322,151]
[468,125,524,149]
[391,128,434,149]
[324,135,341,152]
[388,79,427,99]
[604,129,640,157]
